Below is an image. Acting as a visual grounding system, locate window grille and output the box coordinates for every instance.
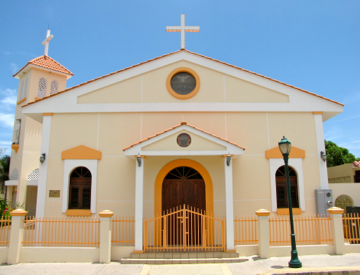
[28,169,39,181]
[10,169,18,180]
[335,195,354,211]
[38,77,47,98]
[18,81,24,101]
[50,80,59,95]
[23,78,29,99]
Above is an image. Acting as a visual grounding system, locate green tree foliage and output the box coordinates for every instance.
[0,154,10,194]
[325,140,360,167]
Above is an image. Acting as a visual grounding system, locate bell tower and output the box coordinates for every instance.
[7,29,73,216]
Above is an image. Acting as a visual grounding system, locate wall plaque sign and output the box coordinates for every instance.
[49,190,60,198]
[177,133,191,147]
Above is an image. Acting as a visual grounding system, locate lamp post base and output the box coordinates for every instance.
[289,251,302,268]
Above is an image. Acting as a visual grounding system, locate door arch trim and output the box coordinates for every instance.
[155,159,214,216]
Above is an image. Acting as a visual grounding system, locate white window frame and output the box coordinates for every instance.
[269,158,305,212]
[62,159,98,213]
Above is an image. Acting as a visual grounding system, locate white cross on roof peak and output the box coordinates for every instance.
[166,14,200,49]
[42,29,53,56]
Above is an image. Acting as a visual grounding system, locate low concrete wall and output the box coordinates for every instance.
[235,245,258,256]
[0,247,8,264]
[111,246,135,261]
[269,244,335,257]
[345,244,360,253]
[235,244,336,257]
[19,247,100,263]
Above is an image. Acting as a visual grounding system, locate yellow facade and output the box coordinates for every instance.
[10,50,343,223]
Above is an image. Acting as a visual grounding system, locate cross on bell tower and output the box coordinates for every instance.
[166,14,200,49]
[42,29,53,56]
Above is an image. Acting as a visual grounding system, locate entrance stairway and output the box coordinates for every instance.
[121,252,248,264]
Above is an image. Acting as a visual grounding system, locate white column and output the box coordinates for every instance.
[314,113,329,189]
[255,209,270,259]
[99,210,113,263]
[35,115,52,217]
[328,207,345,255]
[224,156,235,251]
[134,156,144,252]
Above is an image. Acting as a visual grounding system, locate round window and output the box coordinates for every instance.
[166,67,200,99]
[170,72,196,95]
[177,133,191,147]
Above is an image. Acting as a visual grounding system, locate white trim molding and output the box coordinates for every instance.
[314,113,329,189]
[269,158,306,212]
[62,159,98,214]
[5,180,18,186]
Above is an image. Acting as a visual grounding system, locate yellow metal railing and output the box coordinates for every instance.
[269,214,332,246]
[234,216,258,245]
[111,216,135,246]
[0,216,11,247]
[144,205,225,252]
[343,213,360,244]
[23,216,100,247]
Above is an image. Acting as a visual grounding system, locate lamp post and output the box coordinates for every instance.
[278,136,302,268]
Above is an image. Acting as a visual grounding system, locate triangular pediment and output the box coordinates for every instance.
[61,145,101,160]
[123,122,245,157]
[22,50,343,123]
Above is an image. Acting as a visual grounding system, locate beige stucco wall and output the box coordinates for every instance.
[328,163,360,183]
[77,61,289,104]
[45,110,320,217]
[330,183,360,207]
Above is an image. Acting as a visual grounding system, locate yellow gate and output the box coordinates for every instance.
[144,205,225,252]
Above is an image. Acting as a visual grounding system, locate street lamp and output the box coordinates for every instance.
[278,136,302,268]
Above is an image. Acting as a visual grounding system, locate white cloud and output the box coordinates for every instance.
[0,113,14,128]
[10,63,18,73]
[1,96,17,105]
[0,141,11,145]
[0,88,16,96]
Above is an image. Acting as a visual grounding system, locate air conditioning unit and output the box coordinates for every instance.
[315,189,333,215]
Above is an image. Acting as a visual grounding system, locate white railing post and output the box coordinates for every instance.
[255,209,270,259]
[99,210,113,263]
[327,207,345,255]
[8,209,27,264]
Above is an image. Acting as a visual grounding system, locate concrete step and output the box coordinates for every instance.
[121,252,248,264]
[121,258,247,264]
[131,252,240,259]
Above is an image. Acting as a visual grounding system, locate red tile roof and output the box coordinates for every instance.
[22,49,344,107]
[13,55,73,77]
[122,121,245,151]
[353,161,360,168]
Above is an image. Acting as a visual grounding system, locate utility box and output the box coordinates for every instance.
[315,189,333,215]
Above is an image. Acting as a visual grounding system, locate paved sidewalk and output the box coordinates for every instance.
[0,254,359,275]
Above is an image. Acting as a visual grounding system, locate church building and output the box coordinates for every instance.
[6,17,343,252]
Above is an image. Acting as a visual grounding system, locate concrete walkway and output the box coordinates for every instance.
[0,254,359,275]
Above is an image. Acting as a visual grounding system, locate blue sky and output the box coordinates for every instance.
[0,1,359,157]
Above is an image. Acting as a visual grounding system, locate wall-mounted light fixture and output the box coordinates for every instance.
[226,153,232,166]
[39,153,46,164]
[136,154,142,167]
[320,151,327,162]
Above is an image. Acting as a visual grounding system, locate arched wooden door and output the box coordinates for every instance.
[162,166,205,212]
[162,166,205,246]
